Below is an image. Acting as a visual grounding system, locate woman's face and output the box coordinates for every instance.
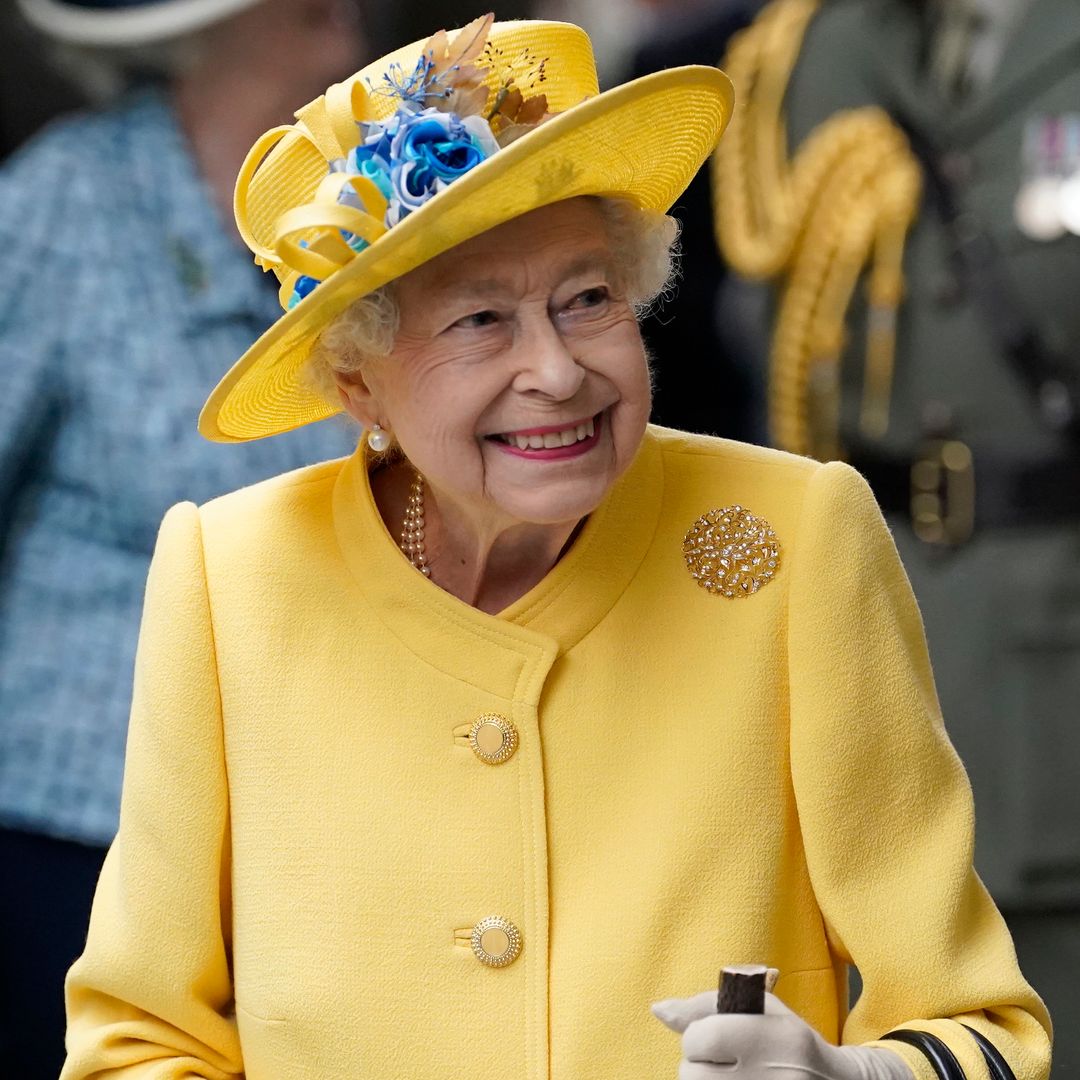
[342,198,653,530]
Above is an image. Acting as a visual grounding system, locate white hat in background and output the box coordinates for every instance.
[16,0,267,46]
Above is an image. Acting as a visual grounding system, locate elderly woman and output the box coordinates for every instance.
[62,14,1050,1080]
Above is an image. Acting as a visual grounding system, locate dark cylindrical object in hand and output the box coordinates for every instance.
[717,964,768,1014]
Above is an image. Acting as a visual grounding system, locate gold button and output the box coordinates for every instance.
[471,916,522,968]
[468,714,518,765]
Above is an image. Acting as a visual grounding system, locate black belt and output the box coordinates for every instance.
[850,442,1080,544]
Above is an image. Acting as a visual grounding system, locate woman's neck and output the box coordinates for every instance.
[372,461,583,615]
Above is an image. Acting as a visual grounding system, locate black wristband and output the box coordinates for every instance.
[881,1028,967,1080]
[960,1024,1017,1080]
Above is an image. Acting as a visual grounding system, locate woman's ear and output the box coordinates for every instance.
[333,367,381,430]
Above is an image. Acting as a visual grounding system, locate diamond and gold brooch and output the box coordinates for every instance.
[682,505,781,598]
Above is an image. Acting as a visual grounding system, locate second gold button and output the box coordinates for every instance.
[471,916,522,967]
[469,714,518,765]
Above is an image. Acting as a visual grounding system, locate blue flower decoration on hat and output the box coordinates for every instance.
[388,109,498,223]
[283,13,549,310]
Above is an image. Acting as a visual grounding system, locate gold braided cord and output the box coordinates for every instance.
[713,0,922,458]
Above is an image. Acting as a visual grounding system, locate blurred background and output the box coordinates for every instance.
[1,0,1076,1076]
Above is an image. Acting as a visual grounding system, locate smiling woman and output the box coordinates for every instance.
[61,12,1051,1080]
[312,196,669,610]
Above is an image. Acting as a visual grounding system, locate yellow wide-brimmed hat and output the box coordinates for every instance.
[200,14,734,443]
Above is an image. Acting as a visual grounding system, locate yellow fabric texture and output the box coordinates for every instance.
[197,19,733,443]
[62,427,1051,1080]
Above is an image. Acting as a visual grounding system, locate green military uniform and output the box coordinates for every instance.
[732,0,1080,1069]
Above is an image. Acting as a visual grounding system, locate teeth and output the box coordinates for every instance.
[498,416,599,449]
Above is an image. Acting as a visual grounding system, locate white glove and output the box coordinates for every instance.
[652,988,914,1080]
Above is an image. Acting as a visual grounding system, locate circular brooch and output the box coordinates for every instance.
[682,505,781,598]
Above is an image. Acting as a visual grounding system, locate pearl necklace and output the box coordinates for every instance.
[400,470,431,577]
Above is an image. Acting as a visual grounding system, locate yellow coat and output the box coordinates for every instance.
[62,427,1051,1080]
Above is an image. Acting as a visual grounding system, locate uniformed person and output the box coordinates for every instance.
[713,0,1080,1073]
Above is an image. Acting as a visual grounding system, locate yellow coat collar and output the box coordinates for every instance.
[332,428,665,698]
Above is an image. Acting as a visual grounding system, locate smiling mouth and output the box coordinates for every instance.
[488,414,599,450]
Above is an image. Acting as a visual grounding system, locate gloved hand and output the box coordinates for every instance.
[652,988,914,1080]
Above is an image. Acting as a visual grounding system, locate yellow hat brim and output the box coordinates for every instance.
[199,65,734,443]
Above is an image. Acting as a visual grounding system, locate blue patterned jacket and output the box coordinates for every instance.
[0,88,355,845]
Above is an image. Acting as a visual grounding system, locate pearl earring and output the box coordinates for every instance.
[367,424,391,452]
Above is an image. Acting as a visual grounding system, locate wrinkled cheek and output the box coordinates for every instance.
[396,417,471,481]
[437,432,491,497]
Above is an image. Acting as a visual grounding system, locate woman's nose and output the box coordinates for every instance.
[510,318,586,400]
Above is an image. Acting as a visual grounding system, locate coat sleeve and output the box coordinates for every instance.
[787,460,1052,1080]
[61,502,243,1079]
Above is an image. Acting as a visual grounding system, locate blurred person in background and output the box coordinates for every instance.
[713,0,1080,1072]
[0,0,365,1074]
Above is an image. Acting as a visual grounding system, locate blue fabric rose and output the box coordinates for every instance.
[332,107,497,245]
[359,116,397,161]
[386,108,495,224]
[394,112,486,181]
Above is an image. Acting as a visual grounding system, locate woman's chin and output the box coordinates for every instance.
[488,470,617,526]
[479,439,625,525]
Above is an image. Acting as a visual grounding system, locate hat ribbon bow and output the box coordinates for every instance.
[233,77,389,305]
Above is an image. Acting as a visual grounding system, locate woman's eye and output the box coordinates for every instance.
[570,286,609,309]
[453,310,499,329]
